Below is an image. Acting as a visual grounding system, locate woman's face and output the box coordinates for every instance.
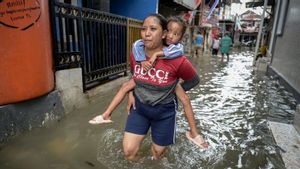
[141,16,166,50]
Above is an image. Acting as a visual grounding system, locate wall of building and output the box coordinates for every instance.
[110,0,158,20]
[269,0,300,102]
[0,91,64,144]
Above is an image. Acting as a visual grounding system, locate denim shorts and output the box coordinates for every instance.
[125,96,177,146]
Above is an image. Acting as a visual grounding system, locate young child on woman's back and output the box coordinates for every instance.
[89,16,208,148]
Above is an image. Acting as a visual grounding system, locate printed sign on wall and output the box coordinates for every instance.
[0,0,41,30]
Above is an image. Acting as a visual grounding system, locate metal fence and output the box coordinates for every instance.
[127,18,143,64]
[50,1,141,91]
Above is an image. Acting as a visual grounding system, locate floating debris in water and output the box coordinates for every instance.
[85,161,95,167]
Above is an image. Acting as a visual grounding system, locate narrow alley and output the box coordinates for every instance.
[0,50,297,169]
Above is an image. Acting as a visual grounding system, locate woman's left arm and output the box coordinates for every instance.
[180,76,200,91]
[177,58,200,91]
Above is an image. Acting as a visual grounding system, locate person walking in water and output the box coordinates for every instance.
[125,14,207,161]
[211,35,220,56]
[90,14,208,160]
[89,15,208,159]
[220,32,232,61]
[193,31,203,57]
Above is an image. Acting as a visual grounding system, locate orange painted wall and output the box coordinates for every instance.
[0,0,54,105]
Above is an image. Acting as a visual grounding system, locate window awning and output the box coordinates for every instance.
[159,0,203,11]
[231,0,242,4]
[245,0,275,8]
[173,0,202,10]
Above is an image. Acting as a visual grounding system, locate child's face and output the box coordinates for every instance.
[166,21,183,45]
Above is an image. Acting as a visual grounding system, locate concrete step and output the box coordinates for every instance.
[268,121,300,169]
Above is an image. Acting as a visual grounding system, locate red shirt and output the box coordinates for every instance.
[130,53,199,105]
[130,53,197,86]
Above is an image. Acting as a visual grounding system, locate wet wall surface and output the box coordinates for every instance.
[271,0,300,96]
[0,51,296,169]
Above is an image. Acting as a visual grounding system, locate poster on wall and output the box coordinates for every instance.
[0,0,41,30]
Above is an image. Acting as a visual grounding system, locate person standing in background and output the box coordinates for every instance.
[220,32,232,61]
[211,35,220,56]
[193,31,203,57]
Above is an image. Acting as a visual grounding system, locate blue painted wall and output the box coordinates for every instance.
[110,0,158,20]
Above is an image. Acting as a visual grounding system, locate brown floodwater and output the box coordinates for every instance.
[0,51,296,169]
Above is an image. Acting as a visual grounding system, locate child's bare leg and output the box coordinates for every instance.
[175,84,208,148]
[175,84,199,138]
[102,79,136,120]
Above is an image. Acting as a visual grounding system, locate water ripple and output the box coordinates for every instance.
[96,51,293,169]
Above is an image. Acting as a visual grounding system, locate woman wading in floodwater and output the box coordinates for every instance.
[123,14,204,160]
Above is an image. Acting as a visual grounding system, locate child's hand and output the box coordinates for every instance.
[141,61,152,71]
[149,55,158,65]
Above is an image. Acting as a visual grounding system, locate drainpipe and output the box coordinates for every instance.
[253,0,268,65]
[222,2,226,36]
[199,1,204,26]
[268,0,281,64]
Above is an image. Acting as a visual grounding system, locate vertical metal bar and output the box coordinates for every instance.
[50,0,60,69]
[70,17,75,52]
[78,8,87,91]
[65,18,70,52]
[118,23,121,65]
[113,23,116,66]
[85,20,91,72]
[111,22,114,67]
[59,17,66,52]
[102,21,105,69]
[64,17,70,52]
[269,0,281,63]
[104,22,108,68]
[126,19,130,65]
[114,22,117,66]
[96,21,100,69]
[55,17,62,53]
[115,23,119,65]
[100,21,105,69]
[89,19,93,71]
[123,23,126,65]
[94,20,98,70]
[109,22,112,67]
[276,0,289,35]
[74,18,79,52]
[253,0,268,65]
[92,19,96,71]
[108,23,112,67]
[123,24,126,64]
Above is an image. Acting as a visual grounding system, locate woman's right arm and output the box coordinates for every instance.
[127,53,136,113]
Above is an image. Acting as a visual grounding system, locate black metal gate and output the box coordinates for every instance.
[50,1,127,91]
